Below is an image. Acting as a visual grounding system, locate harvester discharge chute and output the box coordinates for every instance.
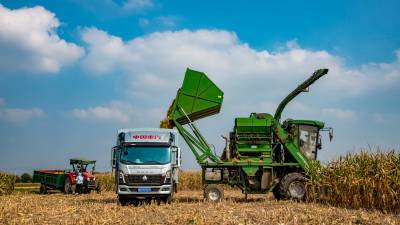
[161,68,223,163]
[161,68,223,128]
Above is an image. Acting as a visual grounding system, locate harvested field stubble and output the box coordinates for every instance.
[0,172,15,195]
[1,191,399,225]
[307,150,400,213]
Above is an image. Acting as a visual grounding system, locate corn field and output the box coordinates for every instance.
[306,150,400,213]
[0,172,15,195]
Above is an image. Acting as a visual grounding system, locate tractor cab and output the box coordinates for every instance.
[285,120,326,160]
[69,158,97,184]
[68,158,98,192]
[70,158,96,173]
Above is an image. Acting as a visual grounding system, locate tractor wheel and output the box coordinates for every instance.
[63,178,73,194]
[276,172,306,201]
[204,184,224,202]
[96,184,102,193]
[39,184,47,194]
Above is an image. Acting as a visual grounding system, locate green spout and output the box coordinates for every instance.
[274,69,328,122]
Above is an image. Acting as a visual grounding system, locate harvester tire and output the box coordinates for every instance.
[204,184,224,202]
[276,172,306,201]
[272,185,282,200]
[39,184,47,194]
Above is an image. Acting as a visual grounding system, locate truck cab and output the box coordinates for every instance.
[111,128,180,205]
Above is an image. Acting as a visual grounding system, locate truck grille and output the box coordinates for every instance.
[125,174,163,186]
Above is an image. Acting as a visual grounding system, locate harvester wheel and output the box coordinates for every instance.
[272,185,282,200]
[63,178,73,194]
[204,184,224,202]
[39,184,47,194]
[276,172,306,201]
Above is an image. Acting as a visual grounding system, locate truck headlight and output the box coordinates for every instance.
[165,170,171,178]
[164,170,172,184]
[119,171,126,184]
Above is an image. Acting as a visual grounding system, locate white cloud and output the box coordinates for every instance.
[80,28,400,102]
[0,4,84,74]
[138,18,150,28]
[70,101,163,125]
[0,106,45,123]
[123,0,154,11]
[322,108,357,122]
[71,102,132,122]
[156,16,180,29]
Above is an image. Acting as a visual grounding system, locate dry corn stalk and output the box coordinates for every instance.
[306,150,400,213]
[0,172,15,195]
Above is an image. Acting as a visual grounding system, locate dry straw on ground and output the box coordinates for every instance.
[306,150,400,213]
[0,172,15,195]
[1,190,399,225]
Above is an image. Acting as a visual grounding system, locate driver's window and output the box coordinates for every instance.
[299,125,318,160]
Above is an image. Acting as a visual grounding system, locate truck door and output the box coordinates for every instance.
[111,146,119,170]
[171,146,181,167]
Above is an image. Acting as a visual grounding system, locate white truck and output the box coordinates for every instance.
[111,128,181,205]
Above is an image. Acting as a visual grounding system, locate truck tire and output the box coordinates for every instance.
[39,184,47,194]
[63,178,73,194]
[204,184,224,202]
[118,196,128,206]
[275,172,306,201]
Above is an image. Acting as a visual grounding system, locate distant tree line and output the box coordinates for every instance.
[14,173,33,183]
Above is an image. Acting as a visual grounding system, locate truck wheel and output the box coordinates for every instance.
[39,184,47,194]
[118,196,128,206]
[276,172,306,201]
[204,184,224,202]
[63,178,72,194]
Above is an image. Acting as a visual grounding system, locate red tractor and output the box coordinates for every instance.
[33,158,101,194]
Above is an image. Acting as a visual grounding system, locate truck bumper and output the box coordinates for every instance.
[117,184,172,197]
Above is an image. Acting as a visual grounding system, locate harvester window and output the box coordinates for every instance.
[298,125,319,160]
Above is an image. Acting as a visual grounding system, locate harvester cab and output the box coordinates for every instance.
[162,68,332,202]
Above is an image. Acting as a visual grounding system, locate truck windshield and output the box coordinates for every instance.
[120,146,170,165]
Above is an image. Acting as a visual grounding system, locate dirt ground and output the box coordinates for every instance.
[1,190,399,225]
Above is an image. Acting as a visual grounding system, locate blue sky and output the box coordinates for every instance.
[0,0,399,174]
